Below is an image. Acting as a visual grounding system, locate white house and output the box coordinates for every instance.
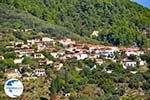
[38,59,53,66]
[57,50,65,56]
[96,59,104,65]
[91,30,99,37]
[75,53,88,60]
[14,58,24,64]
[66,47,75,53]
[37,45,46,51]
[27,39,40,45]
[14,41,24,46]
[125,51,144,56]
[60,56,67,60]
[100,49,115,58]
[34,53,45,59]
[74,47,86,53]
[120,47,144,56]
[64,93,71,97]
[107,70,113,74]
[51,52,59,58]
[41,37,53,42]
[54,62,63,70]
[15,49,35,57]
[65,54,74,59]
[130,71,137,74]
[89,54,99,59]
[46,60,53,65]
[139,59,146,66]
[0,56,4,60]
[34,69,46,77]
[59,39,76,46]
[6,45,14,49]
[21,44,29,49]
[122,61,137,69]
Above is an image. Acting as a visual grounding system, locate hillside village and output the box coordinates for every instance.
[0,37,150,99]
[0,37,147,78]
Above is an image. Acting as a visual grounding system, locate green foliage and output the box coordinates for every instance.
[0,60,5,68]
[4,59,17,68]
[80,67,92,77]
[64,71,69,83]
[108,95,120,100]
[0,42,7,53]
[49,76,63,96]
[4,52,16,59]
[0,71,4,78]
[107,62,124,73]
[128,79,139,89]
[0,0,150,47]
[13,22,22,29]
[49,80,56,96]
[41,51,55,60]
[0,59,17,68]
[112,88,125,96]
[142,81,150,90]
[128,54,137,61]
[13,31,31,41]
[140,53,150,65]
[0,3,71,35]
[39,97,48,100]
[0,85,3,91]
[102,78,115,93]
[22,57,34,64]
[83,58,96,68]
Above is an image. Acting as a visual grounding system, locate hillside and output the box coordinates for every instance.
[0,3,71,36]
[0,0,150,47]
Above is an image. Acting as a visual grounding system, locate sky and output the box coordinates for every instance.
[132,0,150,8]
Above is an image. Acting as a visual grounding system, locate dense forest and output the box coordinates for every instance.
[0,0,150,47]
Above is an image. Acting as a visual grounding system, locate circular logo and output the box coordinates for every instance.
[4,79,24,98]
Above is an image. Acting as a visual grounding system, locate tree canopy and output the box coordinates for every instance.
[0,0,150,47]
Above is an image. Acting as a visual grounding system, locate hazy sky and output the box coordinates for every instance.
[133,0,150,8]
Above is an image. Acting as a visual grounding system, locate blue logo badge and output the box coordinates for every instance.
[4,79,24,98]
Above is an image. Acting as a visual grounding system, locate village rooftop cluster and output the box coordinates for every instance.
[0,37,147,79]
